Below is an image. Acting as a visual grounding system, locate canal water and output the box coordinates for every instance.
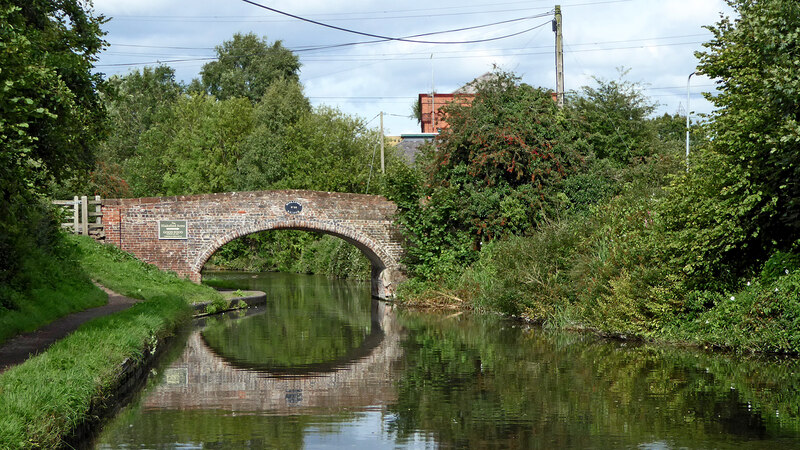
[93,272,800,448]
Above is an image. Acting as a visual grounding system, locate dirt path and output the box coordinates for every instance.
[0,284,141,373]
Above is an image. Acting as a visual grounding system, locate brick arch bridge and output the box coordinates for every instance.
[102,190,405,299]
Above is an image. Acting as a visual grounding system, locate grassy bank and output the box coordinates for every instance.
[0,235,107,346]
[71,235,223,305]
[0,235,222,449]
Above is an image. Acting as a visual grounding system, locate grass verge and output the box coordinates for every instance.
[0,297,188,449]
[70,235,223,305]
[0,240,107,346]
[0,235,221,449]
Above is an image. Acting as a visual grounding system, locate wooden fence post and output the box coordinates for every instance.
[73,196,79,233]
[94,195,102,237]
[81,195,89,235]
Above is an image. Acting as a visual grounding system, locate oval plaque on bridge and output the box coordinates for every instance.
[285,201,303,214]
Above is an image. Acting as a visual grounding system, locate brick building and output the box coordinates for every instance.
[418,92,476,134]
[416,72,557,134]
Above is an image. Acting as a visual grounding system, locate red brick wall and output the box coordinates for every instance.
[418,93,475,133]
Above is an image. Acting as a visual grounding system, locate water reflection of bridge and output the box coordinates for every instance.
[143,301,403,414]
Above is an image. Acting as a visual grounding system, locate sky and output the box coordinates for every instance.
[91,0,734,135]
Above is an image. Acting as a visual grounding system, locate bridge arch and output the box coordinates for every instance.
[191,218,401,298]
[101,190,405,299]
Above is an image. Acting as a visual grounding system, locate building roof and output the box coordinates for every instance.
[452,71,497,94]
[397,133,437,163]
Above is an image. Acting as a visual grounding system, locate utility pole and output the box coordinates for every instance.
[430,54,435,133]
[380,111,385,174]
[686,71,696,172]
[553,5,565,107]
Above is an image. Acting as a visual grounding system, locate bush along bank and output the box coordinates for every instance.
[0,236,223,449]
[396,156,800,355]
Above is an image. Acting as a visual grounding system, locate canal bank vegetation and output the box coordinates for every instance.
[0,217,108,345]
[0,235,222,448]
[205,231,371,281]
[391,0,800,354]
[71,235,223,306]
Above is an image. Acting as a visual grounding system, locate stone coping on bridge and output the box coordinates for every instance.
[102,189,394,205]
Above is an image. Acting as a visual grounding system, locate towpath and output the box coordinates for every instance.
[0,285,140,372]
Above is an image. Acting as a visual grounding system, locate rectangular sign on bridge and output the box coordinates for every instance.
[158,220,188,240]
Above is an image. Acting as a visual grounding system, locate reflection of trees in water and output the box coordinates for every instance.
[98,273,800,448]
[387,311,800,448]
[202,272,374,371]
[96,274,405,448]
[201,301,384,374]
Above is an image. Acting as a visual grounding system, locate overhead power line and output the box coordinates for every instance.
[107,33,709,53]
[108,0,633,22]
[293,21,554,53]
[295,41,703,61]
[306,85,717,102]
[240,0,553,45]
[94,39,707,68]
[348,33,711,55]
[111,43,215,50]
[292,11,555,52]
[110,1,549,20]
[111,7,555,23]
[97,13,556,67]
[108,14,557,54]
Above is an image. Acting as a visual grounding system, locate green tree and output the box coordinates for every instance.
[133,95,255,196]
[650,112,688,154]
[273,106,381,192]
[235,79,311,190]
[237,88,382,193]
[67,65,185,198]
[390,71,586,279]
[569,70,658,165]
[0,0,107,296]
[697,0,800,253]
[100,66,183,162]
[0,1,107,195]
[194,33,300,102]
[662,0,800,285]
